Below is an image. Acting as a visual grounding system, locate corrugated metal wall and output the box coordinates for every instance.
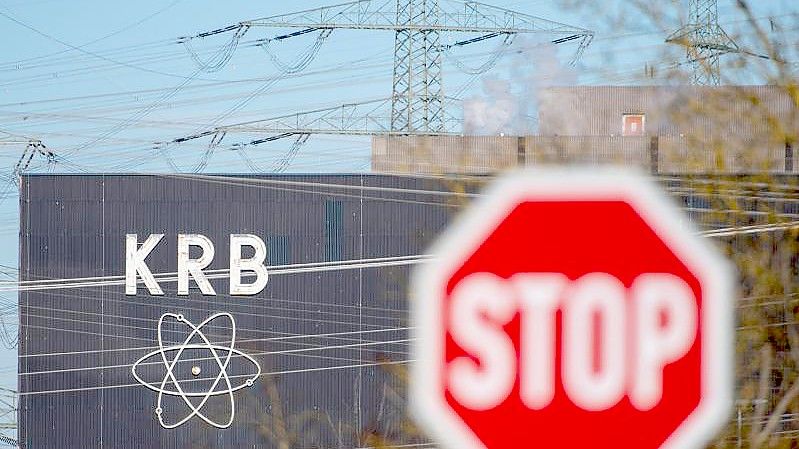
[18,174,455,449]
[18,173,799,448]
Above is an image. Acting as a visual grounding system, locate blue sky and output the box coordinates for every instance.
[0,0,794,391]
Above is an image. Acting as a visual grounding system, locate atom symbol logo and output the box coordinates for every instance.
[131,312,261,429]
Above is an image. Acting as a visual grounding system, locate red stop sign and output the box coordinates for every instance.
[411,170,734,449]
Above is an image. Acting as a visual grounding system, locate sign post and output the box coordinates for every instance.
[411,169,734,449]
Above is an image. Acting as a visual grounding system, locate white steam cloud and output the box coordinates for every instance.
[462,37,577,136]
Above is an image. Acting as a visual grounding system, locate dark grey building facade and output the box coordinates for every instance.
[18,174,456,449]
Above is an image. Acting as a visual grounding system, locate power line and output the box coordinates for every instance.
[17,359,411,396]
[2,254,431,291]
[0,0,183,68]
[0,8,209,82]
[4,218,796,295]
[20,326,410,359]
[19,338,411,377]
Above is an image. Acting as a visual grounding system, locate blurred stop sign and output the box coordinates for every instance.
[411,170,734,449]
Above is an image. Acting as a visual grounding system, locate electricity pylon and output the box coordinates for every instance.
[0,131,54,182]
[181,0,593,135]
[0,388,16,447]
[667,0,738,85]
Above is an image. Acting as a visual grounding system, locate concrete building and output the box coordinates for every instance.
[372,86,798,174]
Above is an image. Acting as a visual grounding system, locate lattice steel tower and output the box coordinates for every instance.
[391,0,444,132]
[667,0,738,85]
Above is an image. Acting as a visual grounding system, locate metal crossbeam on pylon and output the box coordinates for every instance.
[167,97,463,152]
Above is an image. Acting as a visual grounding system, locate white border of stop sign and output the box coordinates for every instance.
[410,169,734,449]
